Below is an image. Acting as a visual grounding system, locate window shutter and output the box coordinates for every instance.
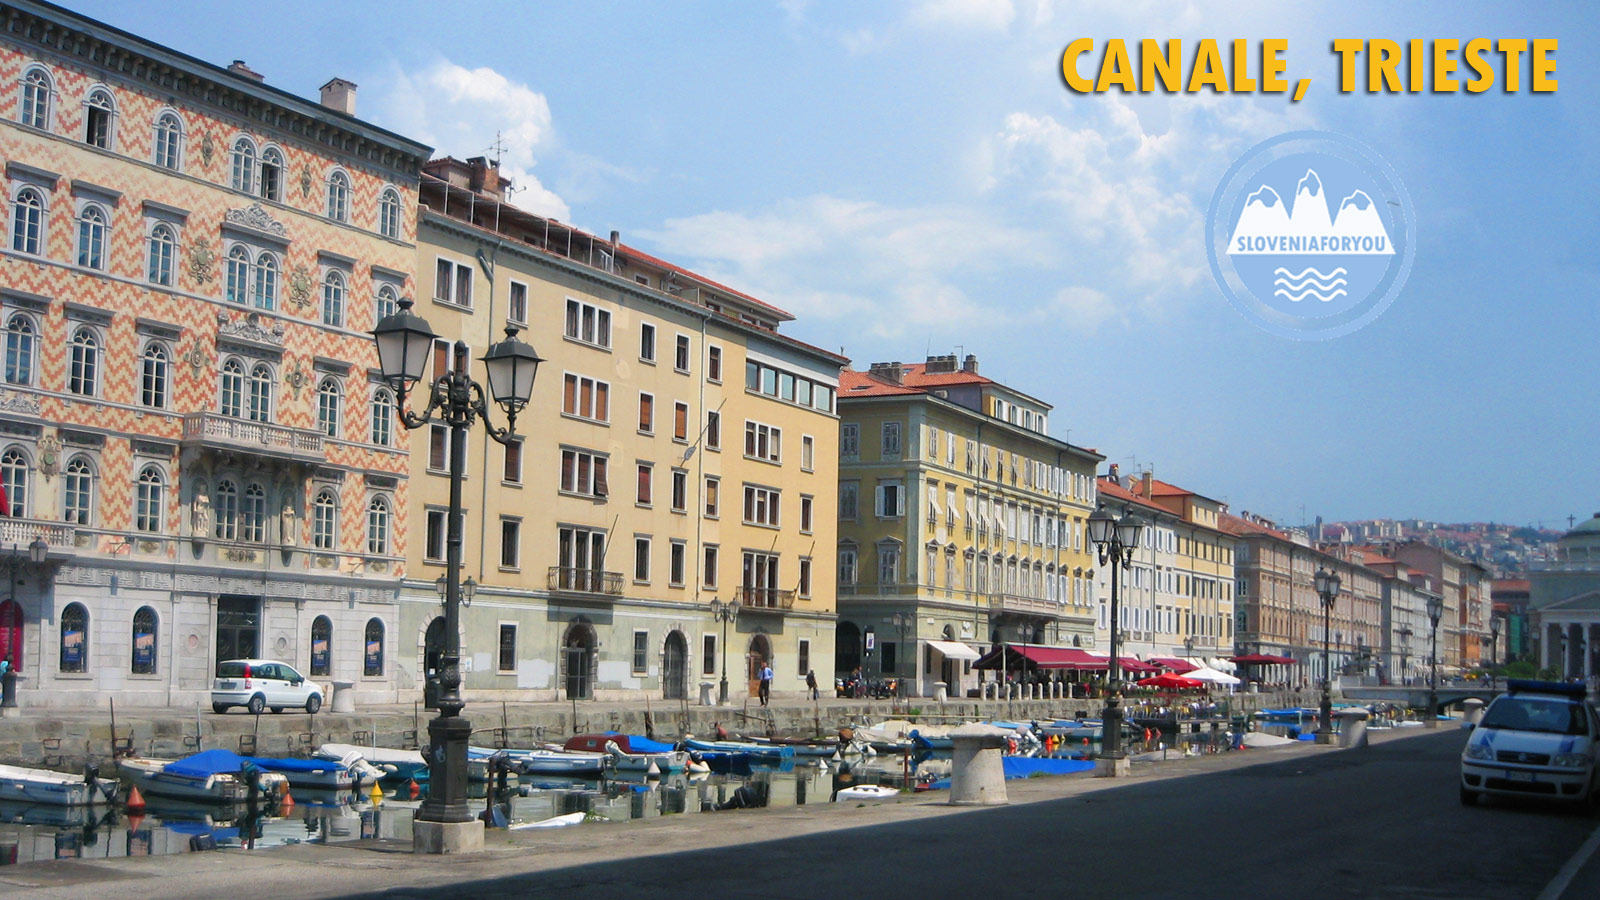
[594,458,609,497]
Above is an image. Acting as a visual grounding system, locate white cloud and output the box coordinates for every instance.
[907,0,1015,32]
[370,60,570,221]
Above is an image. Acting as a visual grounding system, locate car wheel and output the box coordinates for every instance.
[270,706,284,714]
[247,694,266,715]
[1459,785,1479,806]
[306,694,322,714]
[212,703,229,715]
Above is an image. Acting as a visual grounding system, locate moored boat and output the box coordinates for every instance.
[0,763,119,807]
[118,750,286,804]
[316,743,427,783]
[245,755,357,791]
[682,737,795,759]
[484,746,606,778]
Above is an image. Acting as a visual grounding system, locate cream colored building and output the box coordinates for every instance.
[398,157,843,703]
[835,357,1103,697]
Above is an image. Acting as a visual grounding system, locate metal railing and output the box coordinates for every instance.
[547,566,623,596]
[182,412,324,460]
[737,586,796,609]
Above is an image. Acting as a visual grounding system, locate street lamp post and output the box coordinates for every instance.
[1314,567,1341,737]
[1397,626,1412,687]
[374,298,542,846]
[1426,595,1443,727]
[0,539,48,709]
[890,611,912,698]
[1087,505,1144,776]
[709,599,740,704]
[1487,616,1502,692]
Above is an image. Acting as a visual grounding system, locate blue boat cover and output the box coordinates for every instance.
[165,749,252,778]
[163,821,216,835]
[622,734,676,753]
[246,756,347,774]
[1000,757,1096,778]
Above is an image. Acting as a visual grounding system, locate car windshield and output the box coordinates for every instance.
[1480,698,1589,735]
[217,662,249,678]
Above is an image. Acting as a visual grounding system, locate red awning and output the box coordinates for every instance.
[1229,653,1298,665]
[1118,657,1160,674]
[974,644,1110,670]
[1147,657,1198,673]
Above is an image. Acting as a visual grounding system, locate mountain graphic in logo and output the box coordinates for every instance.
[1227,168,1395,257]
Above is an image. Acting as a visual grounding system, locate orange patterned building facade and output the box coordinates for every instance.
[0,1,429,708]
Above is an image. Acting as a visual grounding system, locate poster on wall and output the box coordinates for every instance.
[61,627,83,670]
[132,629,155,671]
[364,638,380,673]
[312,636,329,674]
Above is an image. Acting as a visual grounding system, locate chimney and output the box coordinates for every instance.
[319,78,357,115]
[464,156,508,202]
[962,354,979,374]
[1107,463,1119,481]
[610,230,620,248]
[868,361,903,385]
[1140,471,1153,498]
[924,354,958,374]
[227,60,265,83]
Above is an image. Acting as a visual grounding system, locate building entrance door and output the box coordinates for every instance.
[215,596,260,671]
[663,631,688,700]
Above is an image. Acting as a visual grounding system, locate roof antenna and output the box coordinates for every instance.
[486,131,507,168]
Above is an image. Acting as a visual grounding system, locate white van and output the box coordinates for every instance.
[1460,679,1599,809]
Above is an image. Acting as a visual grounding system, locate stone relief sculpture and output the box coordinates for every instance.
[280,501,298,547]
[191,481,211,537]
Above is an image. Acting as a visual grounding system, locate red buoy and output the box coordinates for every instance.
[125,785,146,813]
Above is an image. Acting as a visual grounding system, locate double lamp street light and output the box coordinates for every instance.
[1426,594,1444,727]
[1314,566,1341,738]
[709,598,740,705]
[1086,505,1144,772]
[373,297,543,833]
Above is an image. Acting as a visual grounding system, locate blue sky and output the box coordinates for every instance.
[78,1,1598,528]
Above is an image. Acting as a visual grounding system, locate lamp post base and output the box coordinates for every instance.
[412,819,484,855]
[718,678,729,705]
[1093,755,1130,778]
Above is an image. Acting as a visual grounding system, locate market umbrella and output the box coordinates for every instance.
[1136,673,1204,690]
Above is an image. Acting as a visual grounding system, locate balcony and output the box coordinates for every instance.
[0,517,75,551]
[738,586,796,610]
[987,592,1059,615]
[182,412,324,464]
[547,566,624,597]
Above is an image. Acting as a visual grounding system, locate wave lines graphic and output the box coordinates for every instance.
[1275,287,1348,303]
[1274,266,1346,281]
[1272,266,1347,302]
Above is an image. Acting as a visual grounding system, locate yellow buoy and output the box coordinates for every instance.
[369,782,385,805]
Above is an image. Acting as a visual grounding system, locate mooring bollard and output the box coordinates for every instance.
[948,724,1010,806]
[1337,708,1370,749]
[1461,698,1485,727]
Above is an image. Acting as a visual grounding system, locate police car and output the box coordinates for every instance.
[1460,679,1599,809]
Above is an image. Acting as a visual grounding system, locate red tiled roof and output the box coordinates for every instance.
[1219,512,1290,540]
[894,362,994,387]
[617,241,794,321]
[1360,549,1399,566]
[838,369,924,397]
[1095,477,1167,515]
[1493,579,1530,593]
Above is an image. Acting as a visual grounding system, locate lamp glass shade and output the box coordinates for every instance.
[1086,506,1115,547]
[1314,567,1331,596]
[728,599,741,619]
[28,538,47,564]
[1426,595,1443,622]
[462,577,478,601]
[435,574,447,599]
[372,298,435,389]
[1115,513,1144,550]
[480,326,543,414]
[1491,617,1502,637]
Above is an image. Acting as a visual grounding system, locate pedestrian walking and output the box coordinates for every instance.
[759,660,773,706]
[805,669,819,701]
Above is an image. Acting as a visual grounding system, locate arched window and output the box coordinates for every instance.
[147,222,177,285]
[248,363,273,422]
[374,283,398,323]
[76,204,108,269]
[68,326,99,396]
[152,111,183,170]
[63,456,93,525]
[366,496,390,555]
[59,602,88,673]
[214,480,238,541]
[312,490,337,550]
[378,188,401,239]
[321,270,345,327]
[225,245,251,305]
[141,343,169,408]
[370,387,394,447]
[219,358,244,417]
[316,377,342,438]
[4,313,36,385]
[309,615,332,676]
[83,88,114,149]
[1,447,30,518]
[135,465,165,533]
[253,251,278,310]
[230,137,256,192]
[363,618,384,676]
[326,170,350,222]
[11,186,45,255]
[241,483,266,542]
[19,67,53,130]
[131,606,157,675]
[259,147,284,201]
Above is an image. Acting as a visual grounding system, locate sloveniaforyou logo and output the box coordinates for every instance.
[1206,132,1415,340]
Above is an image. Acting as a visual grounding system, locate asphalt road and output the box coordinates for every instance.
[357,728,1598,900]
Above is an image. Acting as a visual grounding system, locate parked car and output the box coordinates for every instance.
[211,659,323,715]
[1460,679,1599,809]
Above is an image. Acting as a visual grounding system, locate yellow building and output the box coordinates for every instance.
[400,157,844,703]
[835,357,1103,697]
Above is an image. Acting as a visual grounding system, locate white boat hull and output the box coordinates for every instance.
[0,764,116,807]
[118,757,282,804]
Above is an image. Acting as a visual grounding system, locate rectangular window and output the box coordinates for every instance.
[705,476,720,517]
[639,322,656,362]
[499,624,516,672]
[559,448,609,498]
[562,373,610,422]
[674,402,689,441]
[882,422,902,457]
[798,560,812,599]
[424,509,446,562]
[499,517,520,569]
[875,480,904,517]
[502,439,523,485]
[671,469,688,513]
[800,495,814,534]
[798,638,811,675]
[838,547,857,585]
[841,424,859,459]
[928,425,939,457]
[633,630,649,674]
[801,435,814,472]
[707,345,722,382]
[634,536,651,582]
[704,544,719,588]
[744,421,781,463]
[879,545,900,585]
[743,485,781,527]
[703,635,717,676]
[706,411,721,450]
[428,423,448,471]
[638,392,653,433]
[839,482,859,520]
[564,298,612,348]
[674,334,691,373]
[433,259,473,307]
[636,463,653,506]
[507,281,528,324]
[669,540,686,586]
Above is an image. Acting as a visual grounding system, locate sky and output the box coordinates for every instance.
[73,0,1599,528]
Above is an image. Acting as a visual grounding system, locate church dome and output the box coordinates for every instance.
[1566,513,1600,537]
